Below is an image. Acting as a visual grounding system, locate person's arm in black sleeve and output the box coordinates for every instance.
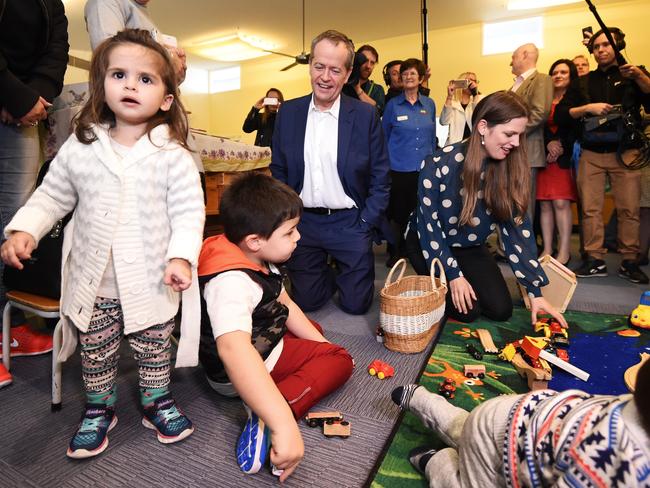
[242,107,261,133]
[27,0,69,104]
[555,78,586,126]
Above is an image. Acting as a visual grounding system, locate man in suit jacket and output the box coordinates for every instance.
[271,30,390,315]
[510,43,553,217]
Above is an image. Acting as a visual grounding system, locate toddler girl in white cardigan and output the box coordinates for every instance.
[0,29,205,458]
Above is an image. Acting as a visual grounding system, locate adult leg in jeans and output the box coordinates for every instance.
[0,124,39,323]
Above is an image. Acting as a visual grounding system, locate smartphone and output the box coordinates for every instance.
[451,79,469,90]
[263,97,279,106]
[582,26,593,39]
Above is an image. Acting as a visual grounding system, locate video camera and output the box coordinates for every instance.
[341,51,367,99]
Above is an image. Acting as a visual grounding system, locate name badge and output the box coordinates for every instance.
[420,109,427,114]
[397,115,408,121]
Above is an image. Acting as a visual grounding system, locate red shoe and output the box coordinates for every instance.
[0,324,53,358]
[0,363,12,389]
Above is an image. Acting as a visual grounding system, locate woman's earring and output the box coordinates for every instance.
[480,133,485,146]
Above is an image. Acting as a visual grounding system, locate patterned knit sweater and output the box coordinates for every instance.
[5,125,205,363]
[503,390,650,488]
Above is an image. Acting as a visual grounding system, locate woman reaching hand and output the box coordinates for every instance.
[406,91,567,328]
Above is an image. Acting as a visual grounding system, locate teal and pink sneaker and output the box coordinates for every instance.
[142,394,194,443]
[67,404,117,459]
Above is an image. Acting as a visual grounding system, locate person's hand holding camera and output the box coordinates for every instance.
[620,64,650,93]
[253,97,266,110]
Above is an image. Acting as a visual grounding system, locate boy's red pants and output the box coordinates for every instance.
[270,321,353,419]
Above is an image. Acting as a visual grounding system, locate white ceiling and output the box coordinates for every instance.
[63,0,622,67]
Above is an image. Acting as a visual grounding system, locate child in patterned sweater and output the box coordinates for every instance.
[392,359,650,487]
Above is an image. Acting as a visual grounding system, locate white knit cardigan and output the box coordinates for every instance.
[5,124,205,366]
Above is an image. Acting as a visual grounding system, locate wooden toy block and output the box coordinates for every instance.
[518,255,577,313]
[476,328,499,354]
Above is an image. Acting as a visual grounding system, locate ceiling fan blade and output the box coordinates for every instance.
[264,49,296,59]
[281,61,299,71]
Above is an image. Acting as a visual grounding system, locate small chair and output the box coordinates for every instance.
[2,290,63,411]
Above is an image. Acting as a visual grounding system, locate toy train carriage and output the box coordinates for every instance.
[323,419,351,438]
[534,317,569,347]
[305,411,343,428]
[463,364,486,379]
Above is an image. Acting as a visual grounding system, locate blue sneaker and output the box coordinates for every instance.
[67,404,117,459]
[237,405,270,474]
[142,394,194,444]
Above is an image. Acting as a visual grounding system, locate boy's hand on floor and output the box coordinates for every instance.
[164,258,192,291]
[269,420,304,482]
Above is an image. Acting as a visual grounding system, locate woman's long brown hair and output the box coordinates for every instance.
[74,29,189,150]
[459,91,530,226]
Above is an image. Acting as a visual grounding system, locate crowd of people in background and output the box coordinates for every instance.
[1,0,649,484]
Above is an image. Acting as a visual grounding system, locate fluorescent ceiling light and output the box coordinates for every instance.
[191,33,274,62]
[507,0,580,10]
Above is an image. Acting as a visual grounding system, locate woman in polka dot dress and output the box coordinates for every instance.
[405,91,567,327]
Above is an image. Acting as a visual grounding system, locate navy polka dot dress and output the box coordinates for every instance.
[413,142,548,298]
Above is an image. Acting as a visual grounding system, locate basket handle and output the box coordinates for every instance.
[384,258,407,288]
[430,257,447,290]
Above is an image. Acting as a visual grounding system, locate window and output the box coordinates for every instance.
[482,17,543,55]
[209,66,241,94]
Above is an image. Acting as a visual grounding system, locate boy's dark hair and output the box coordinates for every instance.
[634,358,650,435]
[220,173,302,244]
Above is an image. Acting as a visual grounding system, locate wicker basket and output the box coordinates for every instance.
[380,258,447,353]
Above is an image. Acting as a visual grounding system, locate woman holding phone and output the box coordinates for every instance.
[439,72,482,146]
[242,88,284,148]
[405,91,567,328]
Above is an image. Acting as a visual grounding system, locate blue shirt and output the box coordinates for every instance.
[382,92,436,172]
[414,142,548,297]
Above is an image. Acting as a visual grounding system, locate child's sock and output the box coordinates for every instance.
[87,388,117,408]
[140,387,169,407]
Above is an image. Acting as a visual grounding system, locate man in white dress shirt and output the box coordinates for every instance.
[270,30,390,315]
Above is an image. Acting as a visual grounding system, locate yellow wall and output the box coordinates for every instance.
[207,0,650,143]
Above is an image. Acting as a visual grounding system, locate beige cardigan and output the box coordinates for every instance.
[5,124,205,366]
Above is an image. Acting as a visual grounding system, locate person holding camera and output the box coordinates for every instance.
[556,27,650,284]
[242,88,284,148]
[353,44,385,115]
[382,58,436,267]
[439,72,482,146]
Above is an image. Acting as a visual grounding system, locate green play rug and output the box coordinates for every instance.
[369,307,650,488]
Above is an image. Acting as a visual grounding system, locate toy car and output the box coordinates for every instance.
[534,317,569,347]
[630,291,650,330]
[463,364,486,379]
[466,343,483,360]
[438,378,456,399]
[305,411,343,428]
[323,419,351,438]
[368,359,395,380]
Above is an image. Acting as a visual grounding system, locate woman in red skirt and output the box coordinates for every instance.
[537,59,579,266]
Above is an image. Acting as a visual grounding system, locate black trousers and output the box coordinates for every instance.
[405,230,513,323]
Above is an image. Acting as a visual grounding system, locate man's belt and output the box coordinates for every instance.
[303,207,350,215]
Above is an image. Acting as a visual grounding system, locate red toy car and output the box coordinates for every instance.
[438,378,456,399]
[368,359,395,380]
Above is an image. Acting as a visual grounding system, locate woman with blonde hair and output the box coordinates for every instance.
[439,72,482,146]
[406,91,566,327]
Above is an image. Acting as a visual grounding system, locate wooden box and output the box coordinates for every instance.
[518,255,577,313]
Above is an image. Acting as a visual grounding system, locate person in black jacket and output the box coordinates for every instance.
[555,27,650,284]
[0,0,69,385]
[242,88,283,148]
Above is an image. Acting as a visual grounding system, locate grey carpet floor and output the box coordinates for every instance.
[1,239,642,487]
